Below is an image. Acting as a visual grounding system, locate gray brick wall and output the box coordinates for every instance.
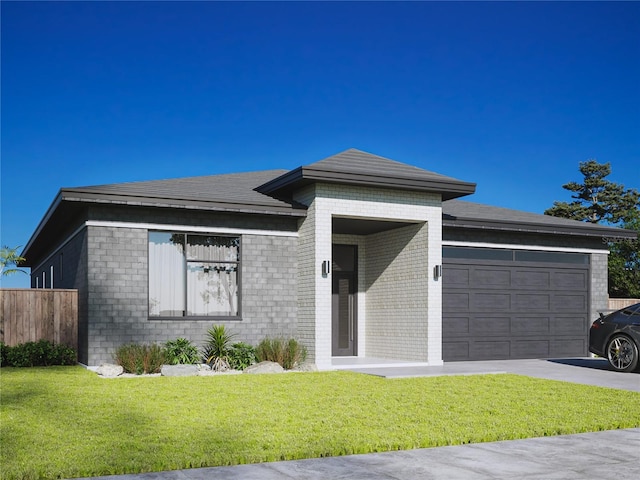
[83,224,298,365]
[590,252,609,319]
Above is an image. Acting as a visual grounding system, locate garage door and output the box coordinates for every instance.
[442,247,590,361]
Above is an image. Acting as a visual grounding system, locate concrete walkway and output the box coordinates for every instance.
[76,358,640,480]
[347,357,640,392]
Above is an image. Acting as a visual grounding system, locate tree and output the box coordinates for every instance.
[0,246,27,277]
[545,160,640,298]
[607,213,640,298]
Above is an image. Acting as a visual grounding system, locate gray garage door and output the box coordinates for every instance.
[443,247,590,361]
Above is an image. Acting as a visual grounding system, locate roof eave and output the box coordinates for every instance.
[61,190,307,217]
[444,217,638,239]
[21,191,64,261]
[257,166,477,200]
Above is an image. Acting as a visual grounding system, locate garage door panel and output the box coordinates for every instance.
[471,293,510,310]
[443,292,469,310]
[471,341,510,359]
[550,339,586,357]
[553,271,587,290]
[471,267,511,288]
[514,294,550,311]
[442,342,470,361]
[511,316,550,335]
[552,316,587,334]
[444,267,470,286]
[512,340,550,358]
[471,317,510,335]
[443,258,589,361]
[512,270,550,288]
[443,316,470,335]
[552,294,586,311]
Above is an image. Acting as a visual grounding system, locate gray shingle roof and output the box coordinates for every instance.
[443,199,637,239]
[23,150,635,265]
[257,148,476,201]
[61,169,305,216]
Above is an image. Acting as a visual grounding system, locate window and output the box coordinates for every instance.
[149,232,240,318]
[443,246,589,264]
[514,250,589,264]
[442,247,512,261]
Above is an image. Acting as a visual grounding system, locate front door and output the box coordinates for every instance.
[332,244,357,356]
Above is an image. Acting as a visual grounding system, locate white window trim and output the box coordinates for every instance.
[442,240,608,255]
[85,220,298,238]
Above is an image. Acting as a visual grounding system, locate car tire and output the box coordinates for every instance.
[606,334,639,372]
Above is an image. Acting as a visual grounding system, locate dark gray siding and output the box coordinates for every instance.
[30,228,89,363]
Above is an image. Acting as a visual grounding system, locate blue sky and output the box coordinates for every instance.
[1,1,639,288]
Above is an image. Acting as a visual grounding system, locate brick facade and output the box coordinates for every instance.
[31,209,299,365]
[28,185,615,367]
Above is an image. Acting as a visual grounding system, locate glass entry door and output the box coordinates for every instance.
[332,245,357,356]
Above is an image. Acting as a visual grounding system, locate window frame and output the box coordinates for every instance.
[148,231,242,320]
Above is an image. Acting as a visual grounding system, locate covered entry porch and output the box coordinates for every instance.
[330,216,431,363]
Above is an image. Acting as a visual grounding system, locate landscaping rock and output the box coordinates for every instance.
[96,364,123,378]
[292,361,318,372]
[161,364,199,377]
[244,361,285,374]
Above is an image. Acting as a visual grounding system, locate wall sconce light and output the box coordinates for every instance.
[322,260,331,276]
[433,264,442,280]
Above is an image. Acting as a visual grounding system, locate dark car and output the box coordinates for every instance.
[589,303,640,372]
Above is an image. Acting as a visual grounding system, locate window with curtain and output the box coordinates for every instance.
[149,232,240,317]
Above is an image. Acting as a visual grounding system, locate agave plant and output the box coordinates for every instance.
[202,325,236,371]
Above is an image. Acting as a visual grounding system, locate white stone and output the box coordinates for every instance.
[96,364,124,377]
[244,361,285,374]
[161,364,198,377]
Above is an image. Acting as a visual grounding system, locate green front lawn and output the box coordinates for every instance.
[2,367,640,479]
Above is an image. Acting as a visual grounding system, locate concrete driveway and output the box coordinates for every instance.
[347,357,640,392]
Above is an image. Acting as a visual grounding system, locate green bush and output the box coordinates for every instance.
[114,343,166,374]
[164,338,200,365]
[202,325,236,371]
[228,342,257,370]
[0,342,7,367]
[256,337,307,370]
[1,340,76,367]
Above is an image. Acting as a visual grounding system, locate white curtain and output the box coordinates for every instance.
[187,263,238,316]
[149,233,186,316]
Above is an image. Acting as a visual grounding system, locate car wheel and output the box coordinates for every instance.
[606,334,639,372]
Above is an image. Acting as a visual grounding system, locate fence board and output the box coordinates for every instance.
[0,289,78,349]
[608,298,640,311]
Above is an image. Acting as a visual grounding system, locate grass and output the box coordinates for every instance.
[1,367,640,479]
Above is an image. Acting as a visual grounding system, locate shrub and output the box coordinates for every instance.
[228,342,257,370]
[1,340,76,367]
[0,342,7,367]
[202,325,236,371]
[164,338,200,365]
[256,337,307,370]
[114,343,166,374]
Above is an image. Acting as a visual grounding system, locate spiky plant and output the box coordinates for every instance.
[202,325,236,371]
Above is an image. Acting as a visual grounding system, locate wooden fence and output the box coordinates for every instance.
[608,298,640,311]
[0,289,78,348]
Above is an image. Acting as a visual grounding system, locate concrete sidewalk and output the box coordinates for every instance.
[78,428,640,480]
